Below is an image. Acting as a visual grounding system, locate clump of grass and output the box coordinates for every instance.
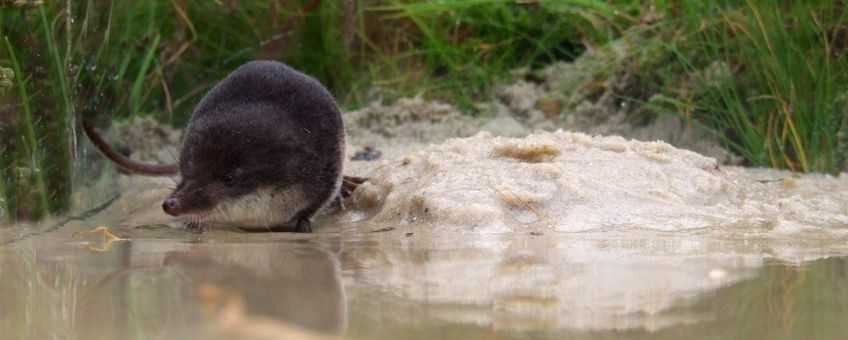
[657,1,848,173]
[2,36,50,219]
[351,0,638,110]
[2,3,84,220]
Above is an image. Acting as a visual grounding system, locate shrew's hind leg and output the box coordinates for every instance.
[340,175,367,198]
[294,216,312,233]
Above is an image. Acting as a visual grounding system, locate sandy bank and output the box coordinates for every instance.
[339,130,848,236]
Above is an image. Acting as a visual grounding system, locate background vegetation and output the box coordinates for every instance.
[0,0,846,221]
[652,0,848,173]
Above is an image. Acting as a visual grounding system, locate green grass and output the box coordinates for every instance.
[36,6,74,214]
[351,0,638,110]
[651,0,848,173]
[2,36,49,219]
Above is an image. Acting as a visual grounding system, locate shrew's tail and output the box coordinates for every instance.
[83,121,368,191]
[82,121,180,176]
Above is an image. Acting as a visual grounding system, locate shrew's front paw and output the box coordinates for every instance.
[294,217,312,233]
[183,221,208,234]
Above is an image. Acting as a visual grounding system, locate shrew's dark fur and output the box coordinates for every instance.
[84,61,365,233]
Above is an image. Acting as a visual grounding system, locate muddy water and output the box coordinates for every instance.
[2,215,847,340]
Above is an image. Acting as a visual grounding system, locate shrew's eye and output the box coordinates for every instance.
[223,171,236,186]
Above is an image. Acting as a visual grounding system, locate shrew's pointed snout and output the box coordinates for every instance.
[162,197,181,216]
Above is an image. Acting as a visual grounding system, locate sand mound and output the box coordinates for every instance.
[108,116,181,164]
[346,130,848,235]
[343,95,482,146]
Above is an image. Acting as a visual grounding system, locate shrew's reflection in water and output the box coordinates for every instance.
[160,245,347,334]
[27,238,347,339]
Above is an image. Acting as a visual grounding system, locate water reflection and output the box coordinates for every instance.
[340,234,766,333]
[1,229,346,339]
[1,222,847,339]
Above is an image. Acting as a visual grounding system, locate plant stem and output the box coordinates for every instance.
[4,36,50,219]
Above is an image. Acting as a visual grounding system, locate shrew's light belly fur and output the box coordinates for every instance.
[205,186,306,229]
